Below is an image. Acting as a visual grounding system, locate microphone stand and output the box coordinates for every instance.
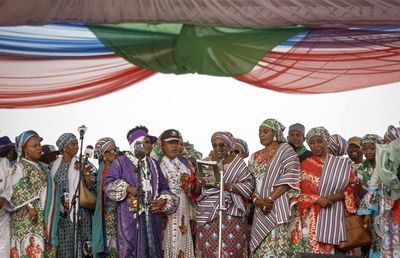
[217,153,226,258]
[70,131,85,257]
[133,156,144,258]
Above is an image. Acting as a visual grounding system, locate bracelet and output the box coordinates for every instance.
[252,197,258,203]
[230,184,234,192]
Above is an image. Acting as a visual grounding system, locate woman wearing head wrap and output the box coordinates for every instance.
[233,138,250,159]
[92,137,118,257]
[8,131,58,257]
[383,124,400,144]
[194,131,254,257]
[51,133,96,257]
[357,134,400,257]
[298,127,358,255]
[248,119,301,257]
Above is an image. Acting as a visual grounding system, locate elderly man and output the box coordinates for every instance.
[287,123,313,162]
[104,126,177,258]
[0,136,16,256]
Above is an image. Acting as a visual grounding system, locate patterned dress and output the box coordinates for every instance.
[159,156,195,258]
[298,155,358,254]
[9,158,57,257]
[54,161,95,258]
[358,168,400,257]
[196,155,253,258]
[249,143,301,257]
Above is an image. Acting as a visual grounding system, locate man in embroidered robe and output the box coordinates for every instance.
[104,126,177,258]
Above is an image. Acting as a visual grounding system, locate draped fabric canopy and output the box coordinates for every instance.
[1,2,400,108]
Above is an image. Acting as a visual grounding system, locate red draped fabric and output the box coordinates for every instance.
[0,55,155,108]
[236,29,400,93]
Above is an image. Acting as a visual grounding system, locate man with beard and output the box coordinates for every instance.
[287,123,312,163]
[347,136,363,168]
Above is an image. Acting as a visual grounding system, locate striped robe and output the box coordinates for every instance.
[196,155,254,226]
[250,143,300,252]
[298,155,357,254]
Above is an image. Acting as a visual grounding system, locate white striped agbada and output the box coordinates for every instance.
[196,155,253,226]
[315,155,352,244]
[250,143,300,252]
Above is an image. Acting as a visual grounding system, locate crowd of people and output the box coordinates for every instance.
[0,120,399,258]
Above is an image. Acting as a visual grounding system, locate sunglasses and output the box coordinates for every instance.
[212,143,226,149]
[105,147,119,154]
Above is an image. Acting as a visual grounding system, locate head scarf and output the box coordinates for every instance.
[385,125,400,142]
[127,129,148,145]
[260,118,286,143]
[234,138,249,158]
[361,134,384,145]
[306,127,331,145]
[56,133,77,152]
[328,134,348,156]
[94,137,116,159]
[211,131,235,150]
[15,130,42,158]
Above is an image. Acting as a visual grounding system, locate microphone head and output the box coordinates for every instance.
[133,141,146,160]
[84,145,94,158]
[78,125,87,136]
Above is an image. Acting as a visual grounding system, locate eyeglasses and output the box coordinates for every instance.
[105,147,119,154]
[212,143,225,149]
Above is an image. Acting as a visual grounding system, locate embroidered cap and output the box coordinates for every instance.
[160,129,182,142]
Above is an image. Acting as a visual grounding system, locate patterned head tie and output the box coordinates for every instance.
[328,134,348,156]
[260,118,286,143]
[15,130,42,157]
[95,137,116,159]
[306,127,331,145]
[361,134,384,145]
[234,138,249,158]
[211,131,235,150]
[385,125,400,142]
[56,133,77,152]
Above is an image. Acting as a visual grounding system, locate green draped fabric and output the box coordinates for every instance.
[88,23,305,76]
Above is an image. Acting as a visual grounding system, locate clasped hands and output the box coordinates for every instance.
[252,193,274,214]
[126,185,166,214]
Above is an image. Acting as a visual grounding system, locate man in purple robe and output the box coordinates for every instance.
[104,126,177,258]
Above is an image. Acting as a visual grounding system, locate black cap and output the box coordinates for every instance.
[160,129,182,142]
[41,144,59,155]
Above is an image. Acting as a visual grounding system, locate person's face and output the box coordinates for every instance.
[232,146,244,158]
[259,125,276,146]
[7,148,17,161]
[143,136,153,156]
[212,137,230,160]
[102,144,118,163]
[308,135,328,158]
[362,143,376,162]
[347,144,362,162]
[287,131,305,148]
[24,137,42,161]
[178,141,184,155]
[161,140,180,160]
[63,140,79,157]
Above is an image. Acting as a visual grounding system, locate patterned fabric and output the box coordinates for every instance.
[234,138,249,158]
[211,131,235,150]
[56,133,77,151]
[354,160,374,189]
[260,118,286,143]
[159,156,195,258]
[196,155,253,226]
[249,143,300,253]
[361,134,384,145]
[92,162,117,257]
[306,127,330,144]
[357,170,400,257]
[298,156,358,254]
[328,134,348,156]
[385,125,400,141]
[10,158,56,257]
[94,137,115,159]
[195,215,247,257]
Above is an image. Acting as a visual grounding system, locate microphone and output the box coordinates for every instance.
[83,145,94,166]
[133,141,145,160]
[77,125,87,139]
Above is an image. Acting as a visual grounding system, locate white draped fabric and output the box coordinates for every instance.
[0,0,399,27]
